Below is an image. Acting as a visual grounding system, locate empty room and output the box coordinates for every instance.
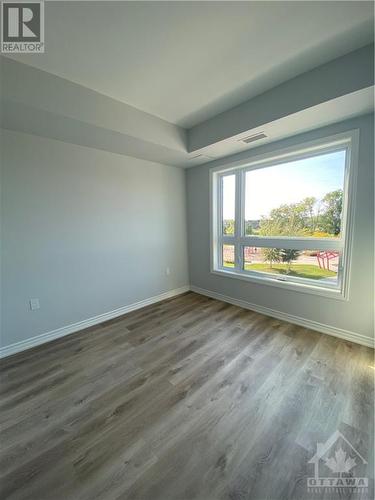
[0,1,374,499]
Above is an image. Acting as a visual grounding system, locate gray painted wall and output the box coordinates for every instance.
[1,130,189,348]
[186,114,374,342]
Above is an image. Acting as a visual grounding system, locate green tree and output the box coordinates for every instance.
[259,199,312,237]
[280,248,301,273]
[261,247,281,268]
[245,222,253,235]
[259,193,341,237]
[320,189,343,236]
[223,219,235,235]
[300,197,321,233]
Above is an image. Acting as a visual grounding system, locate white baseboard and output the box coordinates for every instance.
[0,286,190,359]
[190,285,374,349]
[2,283,373,358]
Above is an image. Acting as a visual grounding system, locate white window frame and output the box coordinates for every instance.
[210,130,359,300]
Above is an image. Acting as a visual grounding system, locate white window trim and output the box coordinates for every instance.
[210,129,359,301]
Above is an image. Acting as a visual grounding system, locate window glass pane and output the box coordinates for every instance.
[243,247,340,285]
[245,151,346,238]
[223,244,235,268]
[222,175,235,235]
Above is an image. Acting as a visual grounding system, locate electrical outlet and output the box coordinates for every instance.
[166,267,171,276]
[29,298,40,310]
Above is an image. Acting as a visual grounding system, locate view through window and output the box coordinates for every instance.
[213,136,355,296]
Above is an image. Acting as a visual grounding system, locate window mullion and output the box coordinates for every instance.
[238,236,343,251]
[215,174,222,269]
[221,236,236,245]
[234,171,243,270]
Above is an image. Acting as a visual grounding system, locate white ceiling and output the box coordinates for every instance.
[7,1,374,128]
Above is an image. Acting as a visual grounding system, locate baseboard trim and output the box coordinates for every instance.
[2,284,372,358]
[0,286,190,359]
[190,285,374,348]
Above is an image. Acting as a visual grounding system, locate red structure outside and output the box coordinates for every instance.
[316,251,340,271]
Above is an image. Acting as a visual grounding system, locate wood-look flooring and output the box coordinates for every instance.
[0,292,374,500]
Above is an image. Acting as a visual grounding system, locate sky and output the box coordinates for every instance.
[223,150,346,220]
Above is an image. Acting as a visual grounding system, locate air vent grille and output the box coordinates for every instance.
[239,132,267,144]
[188,154,214,161]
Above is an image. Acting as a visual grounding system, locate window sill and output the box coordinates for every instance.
[211,268,348,301]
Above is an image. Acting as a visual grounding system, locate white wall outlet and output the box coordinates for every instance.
[29,298,40,311]
[165,267,171,276]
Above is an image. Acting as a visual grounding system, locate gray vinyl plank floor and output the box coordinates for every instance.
[0,292,373,500]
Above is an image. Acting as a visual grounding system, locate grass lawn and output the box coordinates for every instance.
[223,262,336,280]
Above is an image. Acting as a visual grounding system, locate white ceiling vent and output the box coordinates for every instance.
[239,132,267,144]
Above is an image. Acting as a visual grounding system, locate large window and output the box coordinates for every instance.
[211,132,358,298]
